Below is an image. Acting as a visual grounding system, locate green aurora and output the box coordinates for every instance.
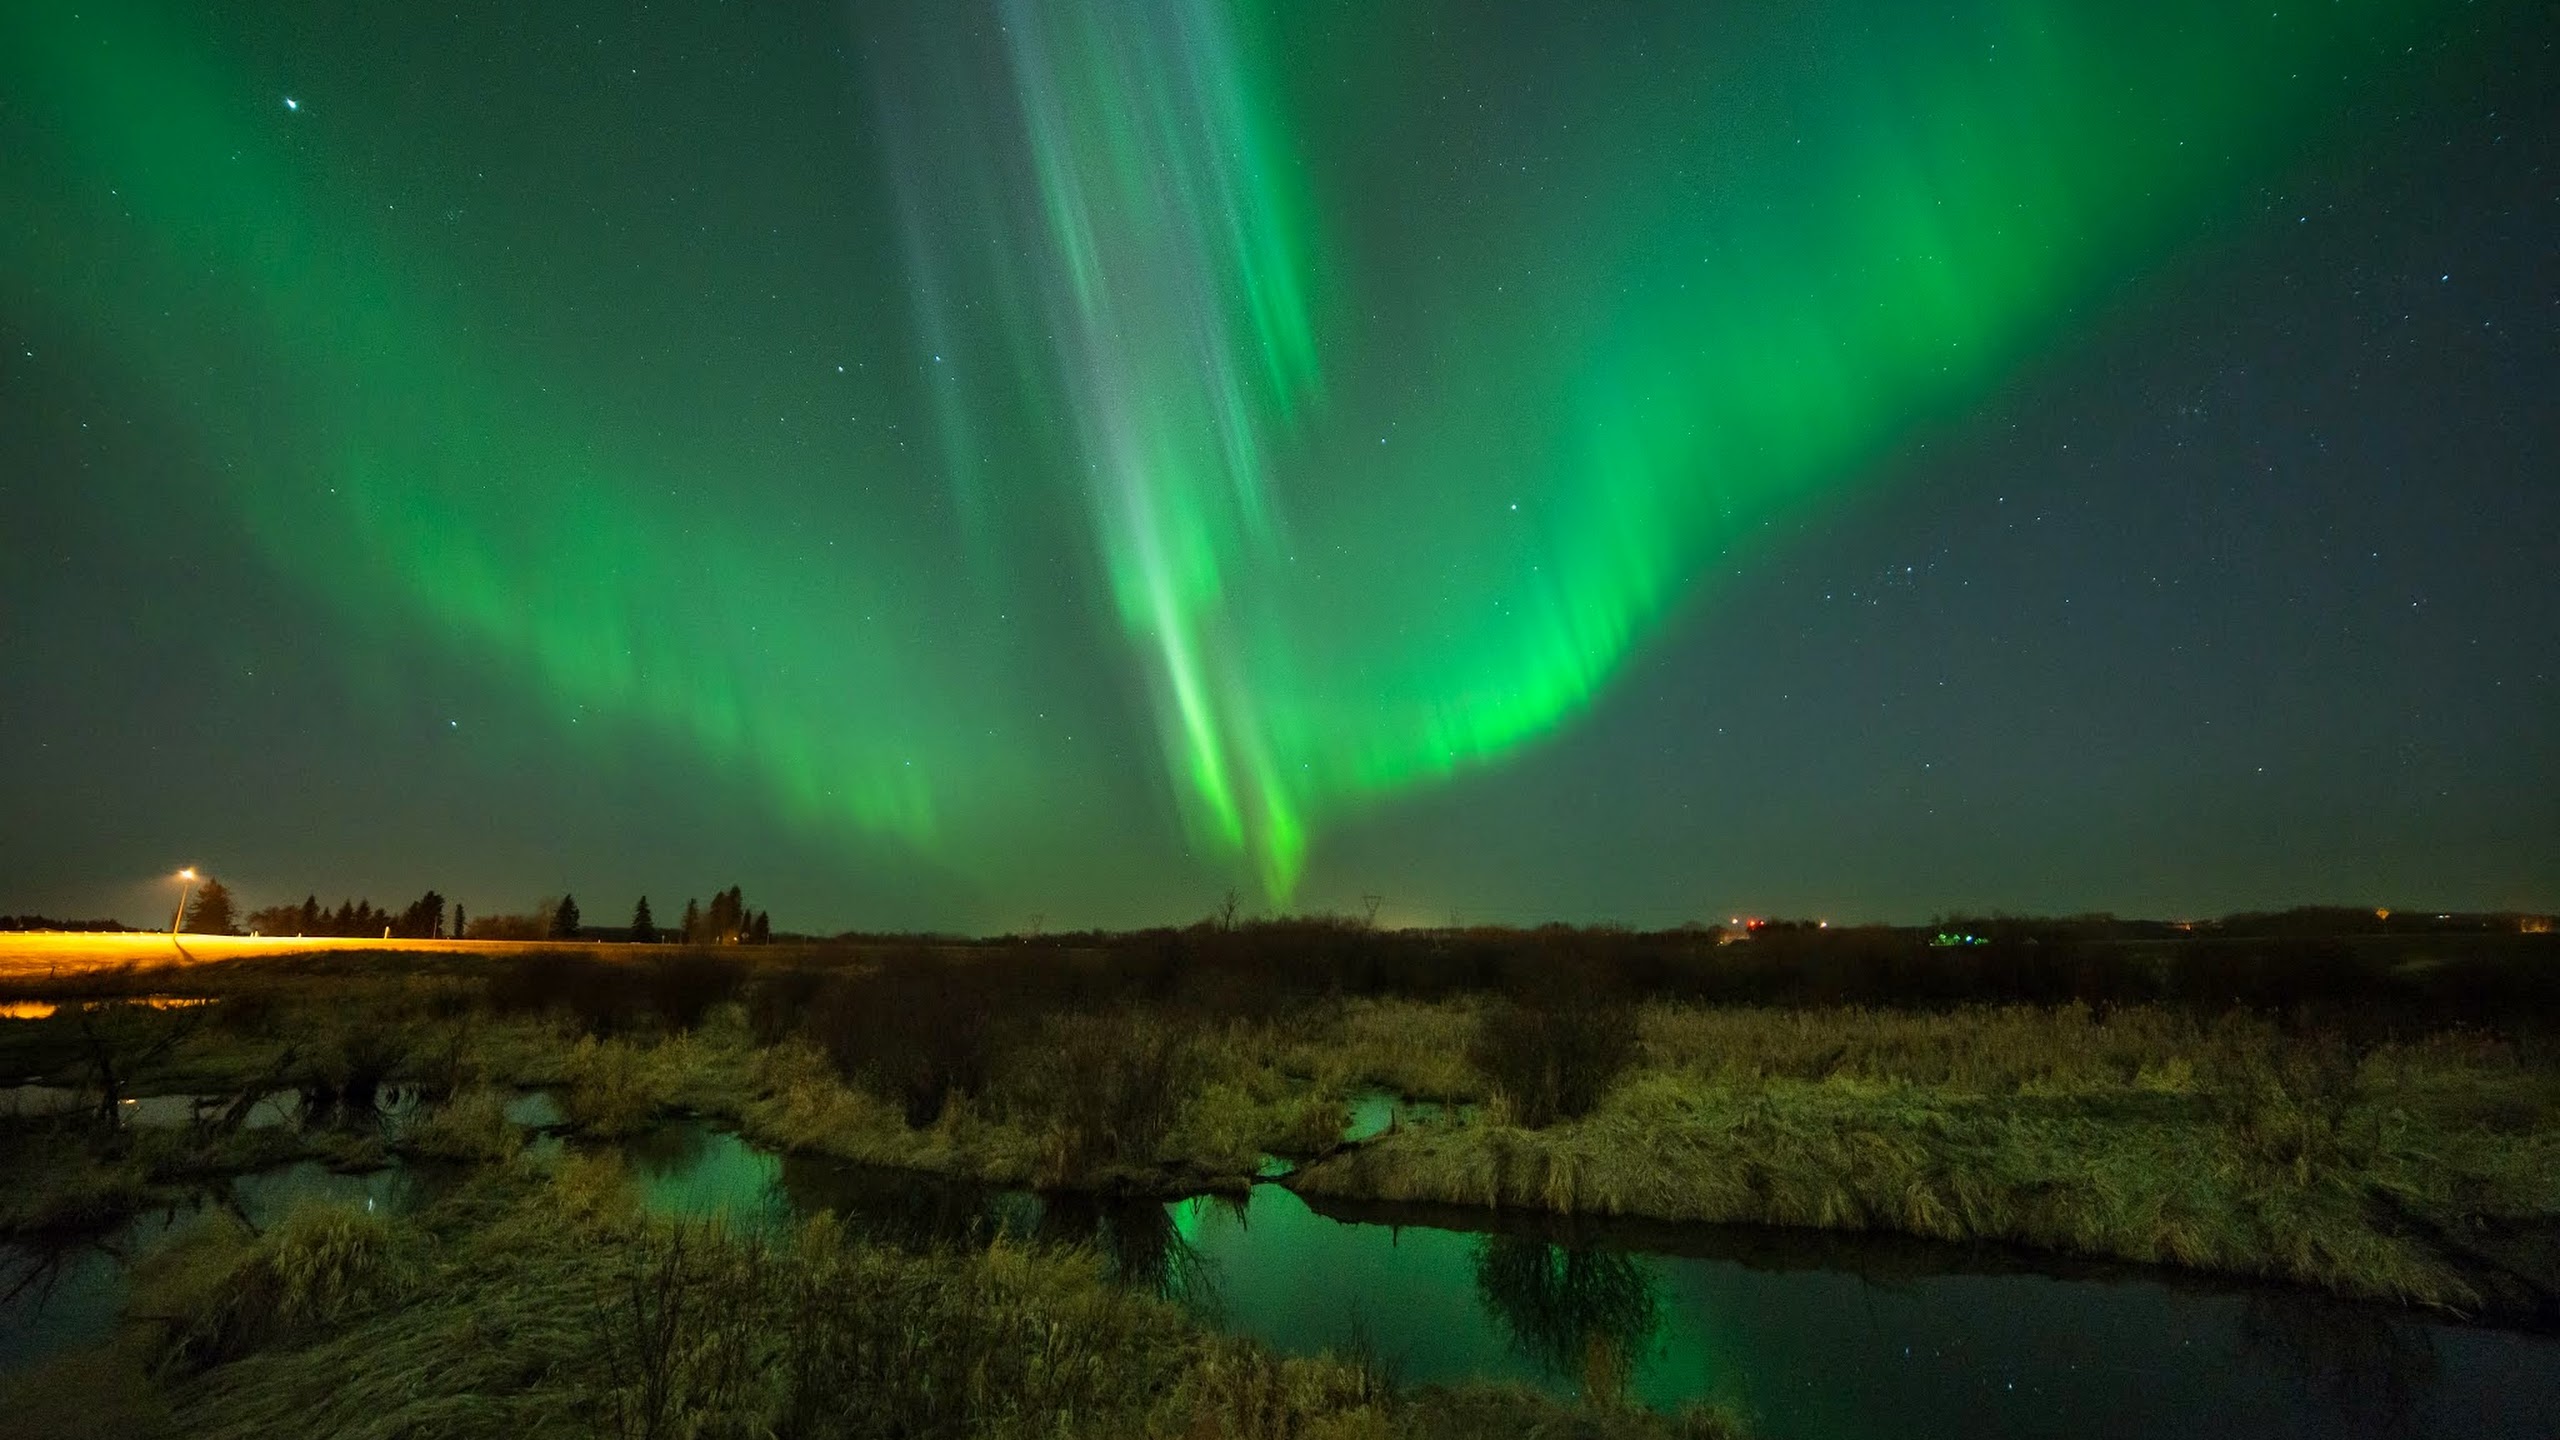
[0,0,2485,904]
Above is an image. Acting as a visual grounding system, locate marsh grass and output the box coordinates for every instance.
[564,1036,675,1138]
[0,1334,172,1440]
[401,1085,522,1163]
[8,937,2557,1314]
[1293,1025,2560,1310]
[0,1105,370,1237]
[0,1127,151,1231]
[142,1199,409,1376]
[126,1163,1747,1440]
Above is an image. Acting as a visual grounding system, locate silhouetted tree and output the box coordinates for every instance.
[681,898,702,944]
[452,904,467,938]
[186,878,239,936]
[242,900,299,936]
[749,910,771,945]
[705,886,746,944]
[298,895,321,933]
[631,896,658,945]
[551,893,583,940]
[398,890,447,940]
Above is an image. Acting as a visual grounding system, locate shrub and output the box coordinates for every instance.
[806,960,995,1126]
[486,950,631,1035]
[1003,1011,1199,1183]
[1470,999,1636,1128]
[300,1019,409,1119]
[644,952,745,1034]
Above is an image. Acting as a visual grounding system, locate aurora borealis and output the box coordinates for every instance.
[3,2,2553,929]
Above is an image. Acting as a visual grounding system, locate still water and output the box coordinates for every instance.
[625,1119,2560,1440]
[0,1162,443,1376]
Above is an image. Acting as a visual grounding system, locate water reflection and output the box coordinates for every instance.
[625,1121,1204,1294]
[1473,1236,1663,1400]
[1032,1189,1203,1298]
[776,1149,1027,1249]
[12,1107,2553,1440]
[2236,1293,2440,1439]
[0,1218,181,1372]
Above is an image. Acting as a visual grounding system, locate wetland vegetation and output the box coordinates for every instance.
[4,914,2557,1434]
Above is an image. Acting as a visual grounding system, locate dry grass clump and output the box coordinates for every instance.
[564,1036,673,1137]
[1401,1386,1749,1440]
[1168,1077,1349,1174]
[1320,1000,1481,1099]
[146,1199,409,1375]
[400,1085,522,1163]
[739,1010,1341,1189]
[738,1040,1041,1183]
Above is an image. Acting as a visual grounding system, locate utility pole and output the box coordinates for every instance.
[170,868,198,936]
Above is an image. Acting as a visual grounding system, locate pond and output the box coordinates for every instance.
[0,1162,444,1378]
[0,1083,434,1133]
[622,1119,2560,1440]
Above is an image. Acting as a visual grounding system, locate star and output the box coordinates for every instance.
[283,96,299,112]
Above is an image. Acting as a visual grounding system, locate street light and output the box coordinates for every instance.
[171,867,198,936]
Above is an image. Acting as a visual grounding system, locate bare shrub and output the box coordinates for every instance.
[594,1222,761,1440]
[993,1011,1198,1184]
[1470,999,1636,1128]
[806,960,994,1127]
[643,952,745,1034]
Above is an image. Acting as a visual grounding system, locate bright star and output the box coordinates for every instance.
[284,97,299,111]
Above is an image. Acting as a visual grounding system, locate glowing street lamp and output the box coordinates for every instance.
[171,867,198,935]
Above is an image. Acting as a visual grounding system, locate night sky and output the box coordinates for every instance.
[3,1,2553,934]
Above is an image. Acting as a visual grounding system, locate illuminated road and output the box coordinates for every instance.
[0,931,708,982]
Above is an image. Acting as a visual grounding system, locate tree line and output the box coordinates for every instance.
[203,879,772,944]
[239,890,453,940]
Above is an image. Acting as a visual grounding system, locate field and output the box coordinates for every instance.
[4,920,2556,1433]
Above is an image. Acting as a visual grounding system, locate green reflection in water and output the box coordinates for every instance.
[1172,1187,1749,1413]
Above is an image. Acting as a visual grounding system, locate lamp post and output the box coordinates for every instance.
[171,867,198,936]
